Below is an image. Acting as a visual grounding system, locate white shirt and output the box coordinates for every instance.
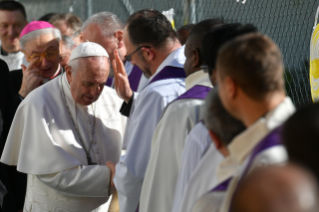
[1,73,127,211]
[0,45,27,71]
[194,97,295,212]
[140,71,212,212]
[172,122,223,212]
[114,46,186,212]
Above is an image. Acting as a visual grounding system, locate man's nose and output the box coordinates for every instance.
[40,57,51,67]
[91,85,102,97]
[8,26,16,37]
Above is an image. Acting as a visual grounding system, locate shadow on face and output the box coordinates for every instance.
[67,56,110,106]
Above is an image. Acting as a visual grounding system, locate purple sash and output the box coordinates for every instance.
[227,126,283,212]
[175,85,211,101]
[147,66,186,86]
[105,77,113,87]
[241,126,283,179]
[210,177,232,192]
[128,65,143,92]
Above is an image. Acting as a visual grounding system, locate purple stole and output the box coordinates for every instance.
[105,77,113,87]
[134,66,185,212]
[227,126,283,212]
[210,177,233,192]
[128,65,143,92]
[240,126,283,179]
[174,85,212,101]
[105,66,142,92]
[147,66,186,85]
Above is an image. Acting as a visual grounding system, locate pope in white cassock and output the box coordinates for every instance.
[1,42,127,211]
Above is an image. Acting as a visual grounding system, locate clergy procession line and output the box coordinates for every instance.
[0,1,318,212]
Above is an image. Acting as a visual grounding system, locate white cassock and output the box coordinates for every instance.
[114,46,186,212]
[1,73,127,212]
[172,122,224,212]
[139,70,212,212]
[0,42,27,71]
[192,97,295,212]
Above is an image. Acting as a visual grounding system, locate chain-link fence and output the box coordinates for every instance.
[17,0,318,108]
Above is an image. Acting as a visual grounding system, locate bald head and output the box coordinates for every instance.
[231,164,319,212]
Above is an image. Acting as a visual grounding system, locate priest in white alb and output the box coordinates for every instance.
[1,41,126,211]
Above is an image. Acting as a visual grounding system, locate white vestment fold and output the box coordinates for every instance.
[1,73,127,211]
[173,122,224,212]
[194,97,295,212]
[139,71,212,212]
[114,46,186,212]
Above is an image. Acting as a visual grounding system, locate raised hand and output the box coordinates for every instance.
[113,49,133,103]
[19,60,43,98]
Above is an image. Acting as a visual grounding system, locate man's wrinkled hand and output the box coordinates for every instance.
[19,60,43,98]
[113,49,133,103]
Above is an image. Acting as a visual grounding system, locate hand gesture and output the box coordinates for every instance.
[106,161,116,187]
[113,49,133,103]
[19,60,43,98]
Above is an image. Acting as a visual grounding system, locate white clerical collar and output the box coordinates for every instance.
[216,97,295,182]
[185,70,212,91]
[149,45,186,82]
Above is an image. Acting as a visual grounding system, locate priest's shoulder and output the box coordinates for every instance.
[21,77,60,107]
[101,85,123,103]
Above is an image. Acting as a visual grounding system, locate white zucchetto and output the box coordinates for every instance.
[69,41,109,62]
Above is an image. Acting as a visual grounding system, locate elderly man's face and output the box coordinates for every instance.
[66,57,109,106]
[0,10,27,52]
[24,33,60,79]
[82,24,118,62]
[60,43,74,68]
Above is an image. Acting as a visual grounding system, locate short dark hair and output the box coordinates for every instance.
[177,24,195,32]
[38,13,57,22]
[204,88,245,145]
[217,33,284,100]
[126,9,177,48]
[282,103,319,183]
[202,23,258,75]
[187,19,223,50]
[0,0,26,19]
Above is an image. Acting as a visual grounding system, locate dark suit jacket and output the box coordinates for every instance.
[8,69,22,94]
[0,59,23,211]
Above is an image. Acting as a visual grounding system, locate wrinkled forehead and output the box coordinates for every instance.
[76,56,109,70]
[24,32,60,52]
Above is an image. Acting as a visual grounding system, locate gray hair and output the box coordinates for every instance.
[203,88,245,145]
[82,12,123,37]
[62,35,76,49]
[20,28,61,50]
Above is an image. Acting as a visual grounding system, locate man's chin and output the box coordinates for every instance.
[41,68,56,79]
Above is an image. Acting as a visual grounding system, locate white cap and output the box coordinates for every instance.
[69,41,109,62]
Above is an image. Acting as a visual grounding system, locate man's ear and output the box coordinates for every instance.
[209,130,223,149]
[141,47,154,62]
[114,30,124,48]
[192,48,202,69]
[59,40,63,54]
[225,76,237,100]
[65,66,73,84]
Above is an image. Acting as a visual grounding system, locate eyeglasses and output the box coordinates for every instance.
[125,46,151,62]
[72,30,81,38]
[28,51,59,62]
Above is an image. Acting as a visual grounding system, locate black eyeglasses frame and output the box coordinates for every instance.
[125,46,151,62]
